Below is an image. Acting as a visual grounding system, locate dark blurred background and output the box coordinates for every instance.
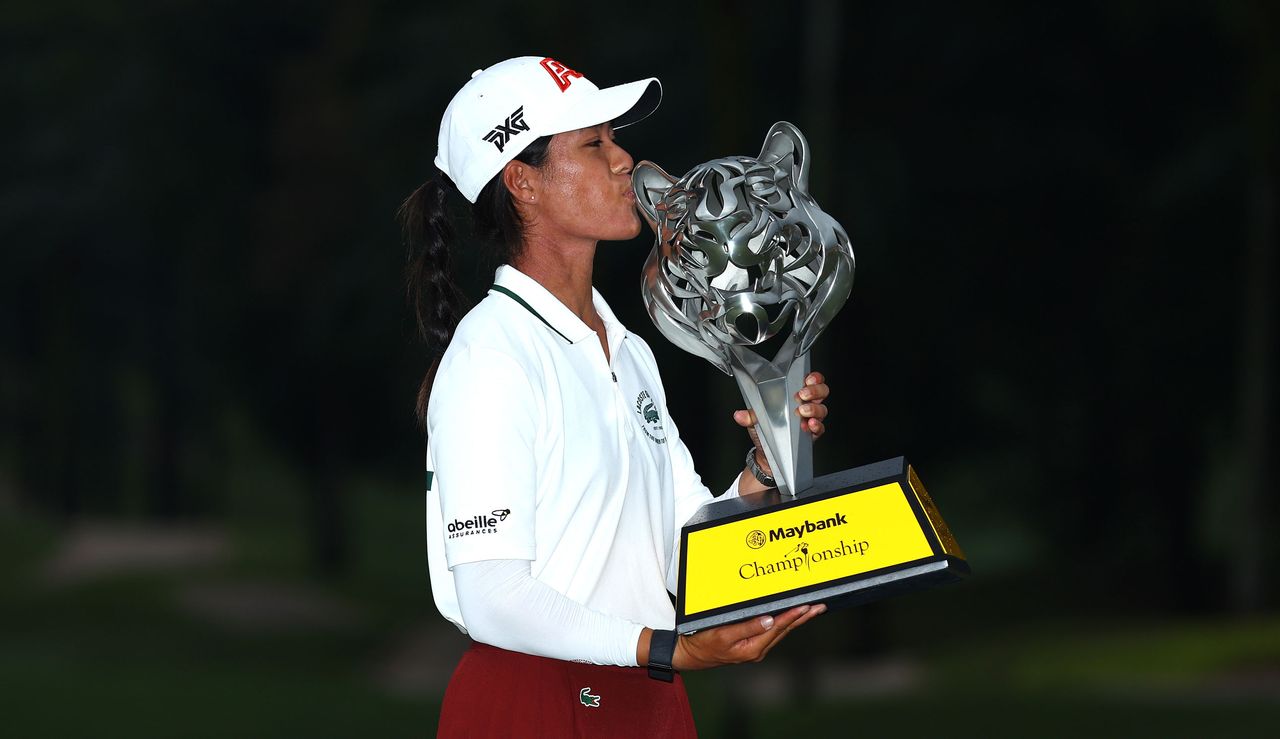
[2,0,1277,736]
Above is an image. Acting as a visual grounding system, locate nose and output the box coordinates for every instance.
[609,140,634,176]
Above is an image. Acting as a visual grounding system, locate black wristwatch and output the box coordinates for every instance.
[746,446,776,487]
[647,628,677,682]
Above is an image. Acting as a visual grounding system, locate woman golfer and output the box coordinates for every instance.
[403,56,831,737]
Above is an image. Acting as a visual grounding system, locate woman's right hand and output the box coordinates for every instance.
[672,604,826,670]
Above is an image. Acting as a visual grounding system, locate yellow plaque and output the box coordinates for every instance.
[676,457,968,633]
[684,483,933,615]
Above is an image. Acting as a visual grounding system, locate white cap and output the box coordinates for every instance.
[434,56,662,203]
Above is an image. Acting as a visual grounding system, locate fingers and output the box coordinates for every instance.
[756,604,814,638]
[733,411,763,452]
[796,399,827,438]
[739,405,825,438]
[740,398,828,424]
[722,612,780,645]
[738,369,831,440]
[797,402,829,421]
[799,404,827,438]
[797,371,830,439]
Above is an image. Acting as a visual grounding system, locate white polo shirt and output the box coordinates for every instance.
[426,265,724,635]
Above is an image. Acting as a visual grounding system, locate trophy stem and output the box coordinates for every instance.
[730,352,813,496]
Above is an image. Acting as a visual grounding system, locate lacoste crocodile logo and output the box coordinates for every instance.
[579,687,601,708]
[634,390,666,444]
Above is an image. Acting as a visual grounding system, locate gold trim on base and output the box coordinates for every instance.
[907,465,966,560]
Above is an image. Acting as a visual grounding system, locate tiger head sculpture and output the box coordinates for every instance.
[632,121,855,376]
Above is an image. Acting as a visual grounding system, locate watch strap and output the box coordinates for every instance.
[746,446,776,487]
[647,628,677,682]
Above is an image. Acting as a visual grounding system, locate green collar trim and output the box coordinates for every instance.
[491,284,571,343]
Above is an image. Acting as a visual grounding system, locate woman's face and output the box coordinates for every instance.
[527,123,641,244]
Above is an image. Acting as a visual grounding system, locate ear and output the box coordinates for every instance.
[501,159,538,205]
[757,121,811,192]
[632,161,677,227]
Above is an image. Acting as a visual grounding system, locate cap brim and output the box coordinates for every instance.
[550,77,663,134]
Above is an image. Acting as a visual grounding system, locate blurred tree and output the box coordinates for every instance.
[1217,0,1277,613]
[245,1,373,575]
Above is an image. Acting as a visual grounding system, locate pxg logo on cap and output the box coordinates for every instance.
[482,106,529,153]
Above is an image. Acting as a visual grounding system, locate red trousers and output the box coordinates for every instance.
[437,641,698,738]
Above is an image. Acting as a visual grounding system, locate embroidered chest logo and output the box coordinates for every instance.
[634,390,666,444]
[446,509,512,539]
[579,687,601,708]
[540,57,583,92]
[482,105,529,153]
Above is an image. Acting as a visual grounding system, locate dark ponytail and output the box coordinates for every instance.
[401,135,552,427]
[401,176,464,356]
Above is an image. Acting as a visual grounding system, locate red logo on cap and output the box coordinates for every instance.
[540,58,583,92]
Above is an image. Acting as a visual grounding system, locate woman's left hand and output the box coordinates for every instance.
[733,370,830,448]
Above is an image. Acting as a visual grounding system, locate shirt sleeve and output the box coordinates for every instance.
[721,472,743,500]
[428,345,540,567]
[453,558,645,666]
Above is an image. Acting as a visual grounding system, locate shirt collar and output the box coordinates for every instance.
[492,264,626,345]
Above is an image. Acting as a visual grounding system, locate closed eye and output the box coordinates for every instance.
[588,128,618,148]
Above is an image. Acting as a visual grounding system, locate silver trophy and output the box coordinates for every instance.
[635,123,966,633]
[633,121,855,496]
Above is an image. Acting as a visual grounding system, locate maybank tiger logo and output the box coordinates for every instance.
[634,390,666,444]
